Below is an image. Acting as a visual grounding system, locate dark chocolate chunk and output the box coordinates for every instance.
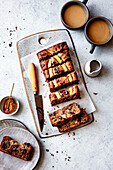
[60,90,69,95]
[62,42,65,47]
[22,149,27,154]
[12,145,19,149]
[24,143,31,147]
[58,45,60,48]
[70,112,75,116]
[54,67,59,73]
[41,52,46,56]
[8,149,12,154]
[57,121,61,124]
[49,114,52,117]
[53,112,56,116]
[2,143,7,149]
[58,116,62,120]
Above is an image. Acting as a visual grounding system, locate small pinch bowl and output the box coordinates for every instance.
[61,0,89,30]
[0,96,19,116]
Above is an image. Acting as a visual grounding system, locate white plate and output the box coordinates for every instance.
[0,127,40,170]
[0,119,27,131]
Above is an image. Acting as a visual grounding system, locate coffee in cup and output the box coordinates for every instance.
[61,0,89,30]
[85,16,113,53]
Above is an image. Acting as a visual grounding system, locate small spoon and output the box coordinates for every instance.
[7,83,15,110]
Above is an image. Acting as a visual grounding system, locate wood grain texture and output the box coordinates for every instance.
[29,63,38,92]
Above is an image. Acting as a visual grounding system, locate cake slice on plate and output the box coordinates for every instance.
[0,136,33,161]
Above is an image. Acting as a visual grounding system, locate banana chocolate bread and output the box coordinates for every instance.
[40,50,71,71]
[49,103,81,126]
[44,61,74,82]
[37,42,69,61]
[58,117,81,132]
[48,71,78,92]
[0,136,33,161]
[49,85,80,106]
[58,109,89,132]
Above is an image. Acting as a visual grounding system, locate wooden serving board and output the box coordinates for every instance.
[16,29,96,138]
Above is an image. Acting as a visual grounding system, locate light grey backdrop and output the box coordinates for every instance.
[0,0,113,170]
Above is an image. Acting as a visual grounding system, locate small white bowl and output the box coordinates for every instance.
[0,96,19,116]
[84,59,102,77]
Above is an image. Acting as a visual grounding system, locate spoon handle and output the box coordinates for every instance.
[9,83,15,99]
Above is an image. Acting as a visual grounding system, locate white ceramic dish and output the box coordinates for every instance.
[0,119,27,131]
[0,96,19,116]
[84,59,102,77]
[0,126,40,170]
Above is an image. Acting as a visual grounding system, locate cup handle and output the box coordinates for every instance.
[82,0,88,5]
[90,44,96,54]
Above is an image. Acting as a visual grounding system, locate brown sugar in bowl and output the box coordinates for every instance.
[0,96,19,116]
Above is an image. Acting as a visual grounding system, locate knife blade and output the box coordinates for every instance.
[29,63,44,132]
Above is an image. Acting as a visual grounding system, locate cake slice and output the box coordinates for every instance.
[43,61,74,82]
[37,42,69,61]
[49,103,81,126]
[0,136,33,161]
[58,117,81,132]
[49,85,80,106]
[48,71,79,92]
[58,109,89,132]
[40,50,71,71]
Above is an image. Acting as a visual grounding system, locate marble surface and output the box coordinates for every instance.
[0,0,113,170]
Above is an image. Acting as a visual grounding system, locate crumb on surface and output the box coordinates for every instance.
[50,153,54,157]
[46,149,49,152]
[73,132,75,136]
[9,42,12,47]
[93,92,98,95]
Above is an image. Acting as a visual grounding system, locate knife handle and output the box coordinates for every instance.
[29,63,38,92]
